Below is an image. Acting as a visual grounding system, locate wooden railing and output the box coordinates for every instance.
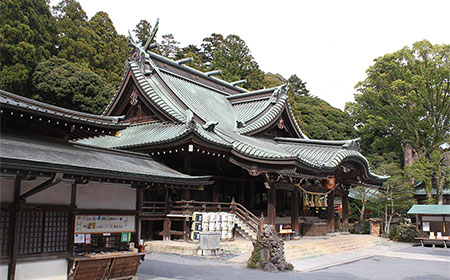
[141,201,167,214]
[141,199,264,234]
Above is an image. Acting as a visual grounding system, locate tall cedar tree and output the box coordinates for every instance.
[0,0,57,96]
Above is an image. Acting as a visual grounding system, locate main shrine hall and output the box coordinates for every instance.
[80,24,387,241]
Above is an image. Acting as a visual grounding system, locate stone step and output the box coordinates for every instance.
[284,235,381,261]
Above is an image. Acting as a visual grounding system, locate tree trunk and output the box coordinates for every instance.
[360,203,365,222]
[437,173,444,205]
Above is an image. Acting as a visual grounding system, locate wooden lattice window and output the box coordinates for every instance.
[18,210,43,254]
[0,209,10,256]
[18,209,69,255]
[43,210,69,253]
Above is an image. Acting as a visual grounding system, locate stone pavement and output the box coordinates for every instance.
[291,240,450,272]
[139,236,450,279]
[136,241,450,280]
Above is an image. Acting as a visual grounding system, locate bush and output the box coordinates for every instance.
[389,223,418,242]
[351,221,370,234]
[388,227,399,241]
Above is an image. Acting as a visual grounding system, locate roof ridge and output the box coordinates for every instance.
[148,52,248,94]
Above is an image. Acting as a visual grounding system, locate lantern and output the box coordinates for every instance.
[323,176,336,189]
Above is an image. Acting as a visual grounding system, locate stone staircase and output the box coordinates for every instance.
[234,216,258,241]
[284,234,382,262]
[221,240,254,255]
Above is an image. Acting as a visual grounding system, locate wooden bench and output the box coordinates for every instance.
[69,252,145,280]
[415,237,450,248]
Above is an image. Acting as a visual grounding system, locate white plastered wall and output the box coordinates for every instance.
[15,259,68,280]
[0,264,8,280]
[0,177,71,205]
[76,182,136,210]
[0,177,136,210]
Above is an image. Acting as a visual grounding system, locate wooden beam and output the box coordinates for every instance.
[291,187,299,234]
[20,173,63,200]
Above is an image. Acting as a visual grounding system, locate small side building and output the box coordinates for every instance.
[407,205,450,247]
[0,90,211,280]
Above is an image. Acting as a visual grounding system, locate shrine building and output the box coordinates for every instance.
[80,25,388,241]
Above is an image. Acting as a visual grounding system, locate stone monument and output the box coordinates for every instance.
[247,224,293,272]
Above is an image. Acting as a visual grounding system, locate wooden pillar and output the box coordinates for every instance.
[249,182,255,212]
[291,187,299,234]
[70,182,77,207]
[183,218,190,241]
[183,152,192,200]
[239,182,245,205]
[8,175,23,280]
[327,190,335,232]
[164,188,170,213]
[136,188,143,243]
[212,182,220,202]
[181,188,190,201]
[163,218,171,241]
[278,190,286,215]
[342,188,349,232]
[416,214,423,237]
[267,186,276,226]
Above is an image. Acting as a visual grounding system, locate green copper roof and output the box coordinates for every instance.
[89,46,388,185]
[414,187,450,195]
[407,205,450,215]
[131,62,186,122]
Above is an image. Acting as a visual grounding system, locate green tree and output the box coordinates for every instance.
[288,74,309,96]
[347,40,450,203]
[208,34,265,90]
[290,95,357,140]
[52,0,96,68]
[89,11,129,87]
[175,44,205,70]
[263,73,286,88]
[158,34,180,58]
[133,19,152,46]
[368,153,414,234]
[32,57,114,114]
[0,0,57,96]
[201,33,224,64]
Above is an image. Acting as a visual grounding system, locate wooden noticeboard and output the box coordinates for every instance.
[75,215,135,234]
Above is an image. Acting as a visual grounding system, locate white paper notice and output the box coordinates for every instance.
[422,222,430,232]
[74,234,85,243]
[85,234,91,244]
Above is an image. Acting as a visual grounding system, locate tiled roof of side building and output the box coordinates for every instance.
[0,89,127,128]
[1,134,212,185]
[407,205,450,215]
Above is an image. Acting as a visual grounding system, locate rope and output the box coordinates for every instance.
[294,183,337,195]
